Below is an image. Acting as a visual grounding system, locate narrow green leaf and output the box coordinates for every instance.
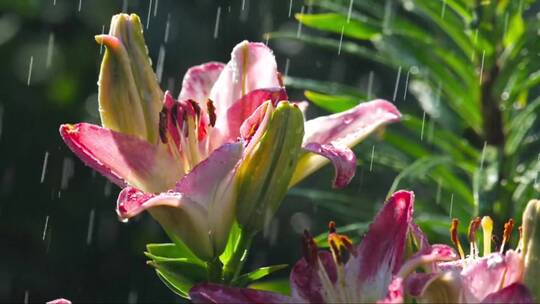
[284,76,366,98]
[248,279,291,296]
[233,264,288,287]
[219,221,242,266]
[304,90,360,113]
[296,13,380,40]
[503,13,525,48]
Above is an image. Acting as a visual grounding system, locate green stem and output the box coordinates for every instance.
[223,229,254,284]
[207,258,224,283]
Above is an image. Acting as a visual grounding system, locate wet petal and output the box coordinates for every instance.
[190,283,295,304]
[291,99,401,187]
[219,88,287,143]
[46,299,71,304]
[59,123,181,192]
[179,62,225,104]
[210,41,280,122]
[398,244,458,278]
[303,142,356,188]
[176,142,243,252]
[116,187,213,260]
[290,251,337,303]
[377,277,404,304]
[481,283,534,304]
[345,190,414,301]
[405,272,444,298]
[458,251,524,302]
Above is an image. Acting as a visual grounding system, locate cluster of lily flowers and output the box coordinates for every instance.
[49,13,540,304]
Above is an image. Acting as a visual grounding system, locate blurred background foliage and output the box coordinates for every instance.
[1,0,539,302]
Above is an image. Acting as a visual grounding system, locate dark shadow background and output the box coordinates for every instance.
[0,0,409,302]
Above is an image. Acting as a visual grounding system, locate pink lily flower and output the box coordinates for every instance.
[190,191,420,303]
[399,214,535,303]
[59,14,400,261]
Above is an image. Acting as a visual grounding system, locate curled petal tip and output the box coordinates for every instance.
[94,34,120,49]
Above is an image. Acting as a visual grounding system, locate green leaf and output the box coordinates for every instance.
[285,76,366,98]
[233,264,288,287]
[220,221,241,265]
[248,279,291,296]
[472,145,501,216]
[296,13,380,40]
[155,269,191,299]
[304,90,359,113]
[506,97,540,155]
[504,13,525,48]
[387,156,454,196]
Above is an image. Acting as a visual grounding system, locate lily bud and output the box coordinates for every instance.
[235,101,304,233]
[522,199,540,300]
[95,13,163,143]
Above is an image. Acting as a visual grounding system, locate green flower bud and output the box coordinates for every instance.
[235,101,304,233]
[95,13,163,143]
[522,199,540,300]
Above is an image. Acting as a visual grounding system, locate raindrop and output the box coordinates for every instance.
[42,215,50,241]
[40,151,49,183]
[503,12,509,40]
[337,25,344,55]
[471,30,478,61]
[156,45,166,83]
[479,50,486,84]
[242,0,246,11]
[86,209,95,245]
[441,0,446,18]
[122,0,128,12]
[24,290,29,304]
[403,68,410,100]
[449,193,454,218]
[0,105,3,141]
[288,0,293,17]
[392,66,402,102]
[26,56,33,86]
[284,58,291,78]
[436,179,442,205]
[347,0,354,23]
[296,6,305,38]
[153,0,159,17]
[128,290,138,304]
[53,0,56,6]
[99,25,105,55]
[146,0,153,29]
[60,157,75,190]
[213,6,221,39]
[420,111,426,141]
[382,0,393,34]
[367,71,374,99]
[46,32,54,69]
[78,0,82,12]
[480,141,487,170]
[104,181,112,197]
[164,13,171,43]
[369,145,375,172]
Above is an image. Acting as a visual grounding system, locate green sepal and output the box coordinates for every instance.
[232,264,288,287]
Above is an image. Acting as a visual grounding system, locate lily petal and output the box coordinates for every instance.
[290,99,401,187]
[345,190,414,301]
[377,277,404,304]
[190,283,294,304]
[179,62,225,104]
[221,88,287,143]
[303,142,356,188]
[481,283,534,304]
[290,251,337,303]
[406,272,445,298]
[59,123,181,192]
[116,187,213,260]
[210,41,280,130]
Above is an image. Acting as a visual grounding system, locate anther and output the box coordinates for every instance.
[302,230,318,266]
[207,99,217,127]
[468,217,481,258]
[481,216,493,256]
[450,218,465,259]
[158,107,168,144]
[500,219,514,253]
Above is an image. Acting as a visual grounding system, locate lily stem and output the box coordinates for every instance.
[206,258,224,283]
[223,229,254,284]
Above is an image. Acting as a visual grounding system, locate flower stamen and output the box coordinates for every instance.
[500,219,514,253]
[467,217,481,258]
[450,218,466,259]
[481,216,493,256]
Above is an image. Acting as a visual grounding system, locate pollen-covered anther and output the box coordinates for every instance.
[450,218,465,259]
[500,218,514,253]
[327,221,355,265]
[158,106,168,144]
[467,217,481,258]
[481,216,493,256]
